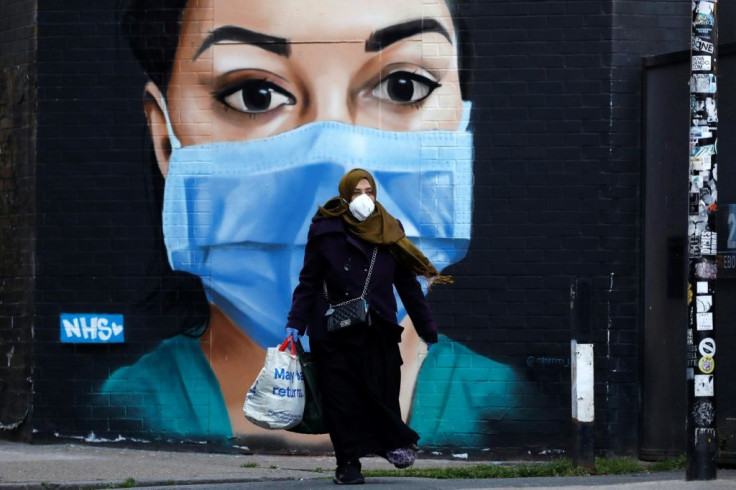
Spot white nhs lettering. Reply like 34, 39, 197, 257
62, 317, 122, 341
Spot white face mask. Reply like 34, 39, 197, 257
349, 193, 376, 221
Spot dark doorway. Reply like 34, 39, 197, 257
641, 46, 736, 463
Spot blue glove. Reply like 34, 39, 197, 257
426, 342, 435, 352
285, 327, 300, 343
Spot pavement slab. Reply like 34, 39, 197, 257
1, 440, 735, 490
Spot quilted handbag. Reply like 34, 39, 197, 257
326, 297, 370, 331
324, 247, 377, 332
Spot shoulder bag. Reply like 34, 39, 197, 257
323, 246, 377, 332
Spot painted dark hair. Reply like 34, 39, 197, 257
121, 0, 209, 337
121, 0, 474, 98
121, 0, 189, 91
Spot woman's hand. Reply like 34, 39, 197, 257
285, 327, 300, 343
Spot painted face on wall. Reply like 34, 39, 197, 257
148, 0, 464, 163
145, 0, 474, 349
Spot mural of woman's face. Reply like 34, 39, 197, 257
146, 0, 463, 174
116, 0, 474, 439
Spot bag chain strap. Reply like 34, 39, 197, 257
323, 247, 378, 308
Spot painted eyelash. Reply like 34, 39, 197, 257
214, 98, 274, 121
399, 68, 442, 87
376, 71, 442, 107
211, 79, 295, 118
212, 77, 270, 99
410, 100, 427, 110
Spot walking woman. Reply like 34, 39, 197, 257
285, 168, 448, 485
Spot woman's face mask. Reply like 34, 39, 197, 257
349, 194, 376, 221
159, 99, 474, 349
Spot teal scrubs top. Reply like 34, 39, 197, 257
100, 332, 516, 446
409, 334, 519, 447
100, 329, 232, 441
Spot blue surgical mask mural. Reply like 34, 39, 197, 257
160, 99, 474, 349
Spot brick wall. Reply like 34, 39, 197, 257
0, 0, 36, 439
31, 2, 199, 438
24, 0, 695, 456
430, 0, 618, 454
429, 0, 691, 455
604, 0, 691, 454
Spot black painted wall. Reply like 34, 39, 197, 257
0, 0, 700, 456
0, 0, 36, 439
427, 0, 690, 455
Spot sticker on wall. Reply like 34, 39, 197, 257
689, 175, 703, 192
697, 312, 713, 331
695, 27, 713, 40
692, 56, 712, 72
689, 235, 702, 258
691, 143, 716, 156
698, 337, 716, 357
691, 99, 706, 125
705, 97, 718, 122
693, 1, 714, 26
692, 37, 714, 55
699, 184, 716, 209
691, 155, 711, 171
694, 374, 714, 397
693, 399, 715, 426
690, 74, 717, 94
695, 258, 717, 279
690, 127, 713, 139
689, 214, 706, 238
698, 356, 715, 374
701, 231, 717, 255
60, 313, 124, 343
689, 193, 700, 214
696, 295, 713, 313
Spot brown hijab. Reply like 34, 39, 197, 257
316, 168, 452, 285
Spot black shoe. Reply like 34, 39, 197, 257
333, 461, 364, 485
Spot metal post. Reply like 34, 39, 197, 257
686, 0, 718, 480
571, 277, 594, 470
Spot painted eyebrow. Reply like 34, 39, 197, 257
193, 26, 291, 60
365, 18, 452, 52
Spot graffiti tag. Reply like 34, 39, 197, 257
60, 313, 124, 343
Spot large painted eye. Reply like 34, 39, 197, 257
219, 79, 295, 114
372, 71, 441, 105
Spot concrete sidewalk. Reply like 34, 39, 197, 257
0, 440, 734, 489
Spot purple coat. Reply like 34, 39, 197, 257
287, 217, 438, 344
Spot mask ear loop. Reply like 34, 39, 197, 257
159, 97, 183, 150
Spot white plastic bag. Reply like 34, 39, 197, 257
243, 335, 305, 430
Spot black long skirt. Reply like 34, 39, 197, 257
311, 318, 419, 466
